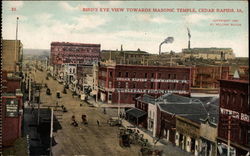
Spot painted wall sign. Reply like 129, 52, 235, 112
220, 108, 249, 122
6, 99, 19, 117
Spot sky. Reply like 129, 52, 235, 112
2, 1, 249, 57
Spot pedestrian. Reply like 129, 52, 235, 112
31, 105, 34, 115
96, 120, 100, 127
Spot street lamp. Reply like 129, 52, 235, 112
159, 37, 174, 55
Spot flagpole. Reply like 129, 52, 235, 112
15, 17, 19, 72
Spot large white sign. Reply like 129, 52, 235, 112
116, 88, 188, 94
220, 108, 249, 123
116, 77, 189, 83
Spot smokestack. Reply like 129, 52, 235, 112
187, 28, 191, 49
159, 37, 174, 55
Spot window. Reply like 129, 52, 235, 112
151, 82, 154, 89
110, 71, 113, 77
73, 68, 75, 73
70, 68, 72, 73
118, 72, 121, 77
125, 82, 129, 88
125, 72, 129, 77
108, 94, 112, 101
158, 73, 161, 78
145, 73, 148, 78
144, 82, 147, 88
151, 73, 154, 78
118, 82, 121, 88
168, 74, 171, 79
158, 82, 161, 89
133, 72, 136, 78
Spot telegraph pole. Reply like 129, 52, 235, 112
227, 115, 231, 156
50, 108, 54, 156
14, 17, 19, 72
118, 91, 121, 120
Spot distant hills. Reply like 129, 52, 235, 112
23, 49, 50, 56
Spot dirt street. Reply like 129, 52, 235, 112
34, 70, 141, 156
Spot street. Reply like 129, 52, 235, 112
34, 70, 141, 156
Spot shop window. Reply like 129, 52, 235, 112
158, 82, 161, 89
173, 74, 176, 79
108, 94, 112, 101
108, 81, 112, 88
133, 83, 136, 88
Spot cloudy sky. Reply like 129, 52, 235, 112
2, 1, 248, 57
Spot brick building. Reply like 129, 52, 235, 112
217, 80, 250, 156
98, 63, 191, 105
191, 66, 229, 89
50, 42, 100, 77
2, 40, 24, 146
2, 40, 23, 72
50, 42, 100, 65
182, 48, 235, 60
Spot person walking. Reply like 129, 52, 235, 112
96, 120, 100, 127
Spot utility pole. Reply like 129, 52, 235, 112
50, 108, 54, 156
227, 115, 231, 156
29, 76, 31, 102
37, 88, 41, 125
14, 17, 19, 72
118, 91, 120, 120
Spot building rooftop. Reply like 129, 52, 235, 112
136, 94, 156, 104
51, 42, 100, 47
156, 94, 219, 124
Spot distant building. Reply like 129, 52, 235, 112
191, 66, 230, 91
98, 63, 191, 106
50, 42, 100, 65
50, 42, 101, 78
101, 49, 150, 65
217, 79, 250, 156
182, 48, 235, 60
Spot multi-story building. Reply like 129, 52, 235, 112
217, 79, 250, 156
50, 42, 100, 77
98, 63, 191, 105
2, 40, 24, 146
191, 66, 230, 90
182, 48, 235, 60
2, 40, 23, 72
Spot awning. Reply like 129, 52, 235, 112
126, 108, 147, 118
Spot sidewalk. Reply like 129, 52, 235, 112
121, 119, 192, 156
